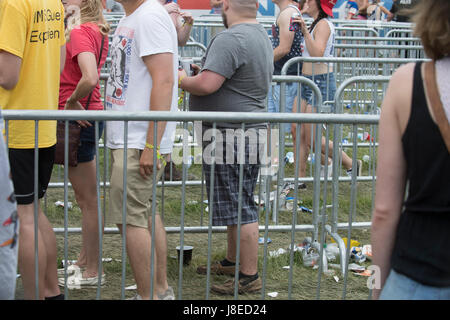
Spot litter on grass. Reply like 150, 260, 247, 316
55, 201, 73, 209
258, 237, 272, 245
125, 284, 137, 290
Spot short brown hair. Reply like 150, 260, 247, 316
410, 0, 450, 60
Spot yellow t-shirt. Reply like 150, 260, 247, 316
0, 0, 65, 148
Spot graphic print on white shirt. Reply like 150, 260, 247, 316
106, 27, 134, 108
104, 0, 179, 153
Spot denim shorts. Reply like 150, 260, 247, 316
77, 121, 104, 163
267, 83, 298, 133
301, 73, 337, 110
380, 269, 450, 300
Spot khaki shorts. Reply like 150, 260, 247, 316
108, 148, 165, 228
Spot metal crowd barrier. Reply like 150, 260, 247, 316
3, 106, 379, 300
103, 15, 417, 61
280, 56, 428, 98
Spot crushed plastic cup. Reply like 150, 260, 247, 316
302, 250, 320, 267
325, 243, 340, 260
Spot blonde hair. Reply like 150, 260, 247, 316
66, 0, 110, 41
410, 0, 450, 60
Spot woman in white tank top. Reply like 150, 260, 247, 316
290, 0, 362, 182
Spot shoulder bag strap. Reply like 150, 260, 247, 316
424, 61, 450, 153
84, 35, 105, 109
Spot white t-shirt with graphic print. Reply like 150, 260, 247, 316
105, 0, 179, 155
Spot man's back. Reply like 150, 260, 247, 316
0, 0, 65, 148
190, 23, 274, 127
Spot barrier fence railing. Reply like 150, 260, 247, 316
3, 109, 380, 300
280, 57, 428, 97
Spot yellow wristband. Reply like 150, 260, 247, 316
178, 75, 185, 87
145, 143, 159, 151
145, 143, 167, 166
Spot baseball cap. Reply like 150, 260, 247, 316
320, 0, 336, 17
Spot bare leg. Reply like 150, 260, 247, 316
226, 225, 237, 264
69, 159, 103, 278
148, 215, 169, 295
292, 100, 354, 174
17, 202, 60, 300
39, 210, 61, 298
117, 224, 158, 300
226, 223, 259, 275
320, 138, 353, 170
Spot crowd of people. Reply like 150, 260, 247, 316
0, 0, 448, 301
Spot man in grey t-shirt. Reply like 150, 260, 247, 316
179, 0, 273, 295
188, 15, 273, 128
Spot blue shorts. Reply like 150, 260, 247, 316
380, 269, 450, 300
267, 83, 298, 133
77, 121, 104, 163
301, 73, 337, 111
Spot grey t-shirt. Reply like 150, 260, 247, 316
189, 23, 274, 128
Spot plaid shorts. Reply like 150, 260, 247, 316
202, 127, 262, 226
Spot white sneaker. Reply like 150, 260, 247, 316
57, 264, 82, 277
58, 271, 106, 289
157, 286, 175, 300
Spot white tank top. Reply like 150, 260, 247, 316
302, 18, 335, 58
